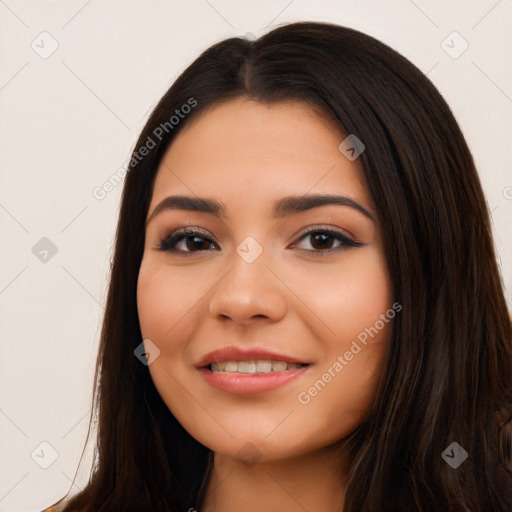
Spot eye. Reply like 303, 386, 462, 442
157, 228, 219, 254
289, 226, 365, 254
157, 225, 365, 256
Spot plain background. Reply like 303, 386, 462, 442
0, 1, 511, 510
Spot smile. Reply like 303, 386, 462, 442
199, 362, 311, 394
209, 359, 307, 373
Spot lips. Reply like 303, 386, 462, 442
196, 346, 312, 394
195, 346, 311, 368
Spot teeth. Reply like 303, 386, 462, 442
272, 360, 287, 372
256, 360, 272, 372
210, 359, 304, 373
224, 361, 238, 372
238, 360, 256, 373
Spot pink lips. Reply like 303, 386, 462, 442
196, 346, 309, 367
196, 346, 311, 395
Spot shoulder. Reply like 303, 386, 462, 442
41, 496, 74, 512
42, 504, 66, 512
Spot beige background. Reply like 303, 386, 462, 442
0, 1, 511, 510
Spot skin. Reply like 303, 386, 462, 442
137, 98, 393, 511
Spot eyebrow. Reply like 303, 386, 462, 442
146, 194, 375, 226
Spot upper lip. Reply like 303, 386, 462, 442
196, 346, 310, 368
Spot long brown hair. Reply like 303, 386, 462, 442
55, 21, 512, 511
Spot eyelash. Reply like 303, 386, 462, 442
157, 226, 365, 256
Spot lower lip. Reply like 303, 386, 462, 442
198, 366, 310, 394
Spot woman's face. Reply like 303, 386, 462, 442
137, 98, 393, 463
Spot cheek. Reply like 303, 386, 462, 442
290, 248, 392, 344
290, 248, 392, 432
136, 262, 203, 344
292, 328, 390, 449
136, 263, 204, 416
137, 265, 171, 340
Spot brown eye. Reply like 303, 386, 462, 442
291, 227, 364, 254
183, 235, 214, 251
309, 232, 337, 250
158, 229, 218, 254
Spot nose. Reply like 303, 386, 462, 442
208, 247, 288, 325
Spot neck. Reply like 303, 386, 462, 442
200, 445, 347, 512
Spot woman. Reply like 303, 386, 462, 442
46, 21, 512, 511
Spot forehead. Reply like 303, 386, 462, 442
149, 98, 371, 212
